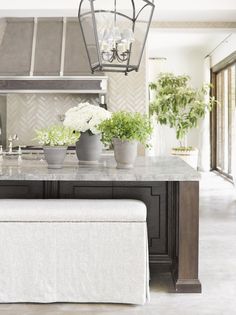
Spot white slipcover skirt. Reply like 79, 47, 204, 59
0, 199, 149, 304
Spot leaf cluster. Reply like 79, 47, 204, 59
97, 111, 153, 147
35, 125, 80, 146
149, 73, 216, 140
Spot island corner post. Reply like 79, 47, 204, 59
173, 181, 202, 293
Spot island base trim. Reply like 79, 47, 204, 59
175, 279, 202, 293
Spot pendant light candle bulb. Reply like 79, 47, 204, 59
122, 29, 135, 43
100, 42, 110, 52
125, 42, 130, 51
112, 26, 122, 41
117, 43, 126, 53
98, 26, 134, 62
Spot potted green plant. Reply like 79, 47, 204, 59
35, 125, 80, 169
63, 103, 111, 164
98, 111, 152, 169
149, 73, 215, 169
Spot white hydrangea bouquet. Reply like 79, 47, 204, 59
63, 102, 111, 135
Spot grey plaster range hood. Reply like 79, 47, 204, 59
0, 18, 107, 94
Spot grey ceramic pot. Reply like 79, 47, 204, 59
112, 138, 138, 169
76, 131, 102, 164
43, 146, 67, 169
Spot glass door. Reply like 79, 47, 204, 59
213, 62, 236, 178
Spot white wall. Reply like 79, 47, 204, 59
148, 47, 205, 156
149, 47, 205, 87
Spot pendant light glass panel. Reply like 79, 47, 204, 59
79, 0, 100, 70
129, 1, 154, 67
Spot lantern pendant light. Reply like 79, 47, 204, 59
78, 0, 155, 75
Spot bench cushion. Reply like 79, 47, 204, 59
0, 199, 149, 304
0, 199, 146, 222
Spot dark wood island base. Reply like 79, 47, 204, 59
0, 178, 201, 293
173, 181, 202, 293
175, 279, 202, 293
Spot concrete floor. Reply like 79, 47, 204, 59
0, 172, 235, 315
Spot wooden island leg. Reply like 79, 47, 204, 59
174, 181, 202, 293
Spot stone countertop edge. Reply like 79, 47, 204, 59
0, 156, 201, 182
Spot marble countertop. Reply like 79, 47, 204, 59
0, 155, 200, 182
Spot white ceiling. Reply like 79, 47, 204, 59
1, 0, 236, 10
0, 0, 236, 21
1, 0, 235, 58
155, 10, 236, 22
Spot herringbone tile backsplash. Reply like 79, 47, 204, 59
6, 50, 147, 146
7, 94, 99, 146
106, 51, 147, 114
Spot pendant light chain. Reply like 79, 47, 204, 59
114, 0, 117, 26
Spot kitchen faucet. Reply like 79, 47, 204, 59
8, 134, 19, 154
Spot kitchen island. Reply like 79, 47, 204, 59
0, 155, 201, 293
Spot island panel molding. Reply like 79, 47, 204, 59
0, 180, 44, 198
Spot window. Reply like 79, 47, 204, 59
212, 62, 236, 178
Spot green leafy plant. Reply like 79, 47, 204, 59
97, 111, 153, 147
35, 125, 80, 146
149, 73, 216, 147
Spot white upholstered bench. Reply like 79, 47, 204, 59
0, 199, 149, 304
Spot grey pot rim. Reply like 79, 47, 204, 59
43, 145, 68, 149
81, 130, 101, 136
112, 138, 138, 144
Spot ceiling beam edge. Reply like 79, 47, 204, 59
151, 21, 236, 28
